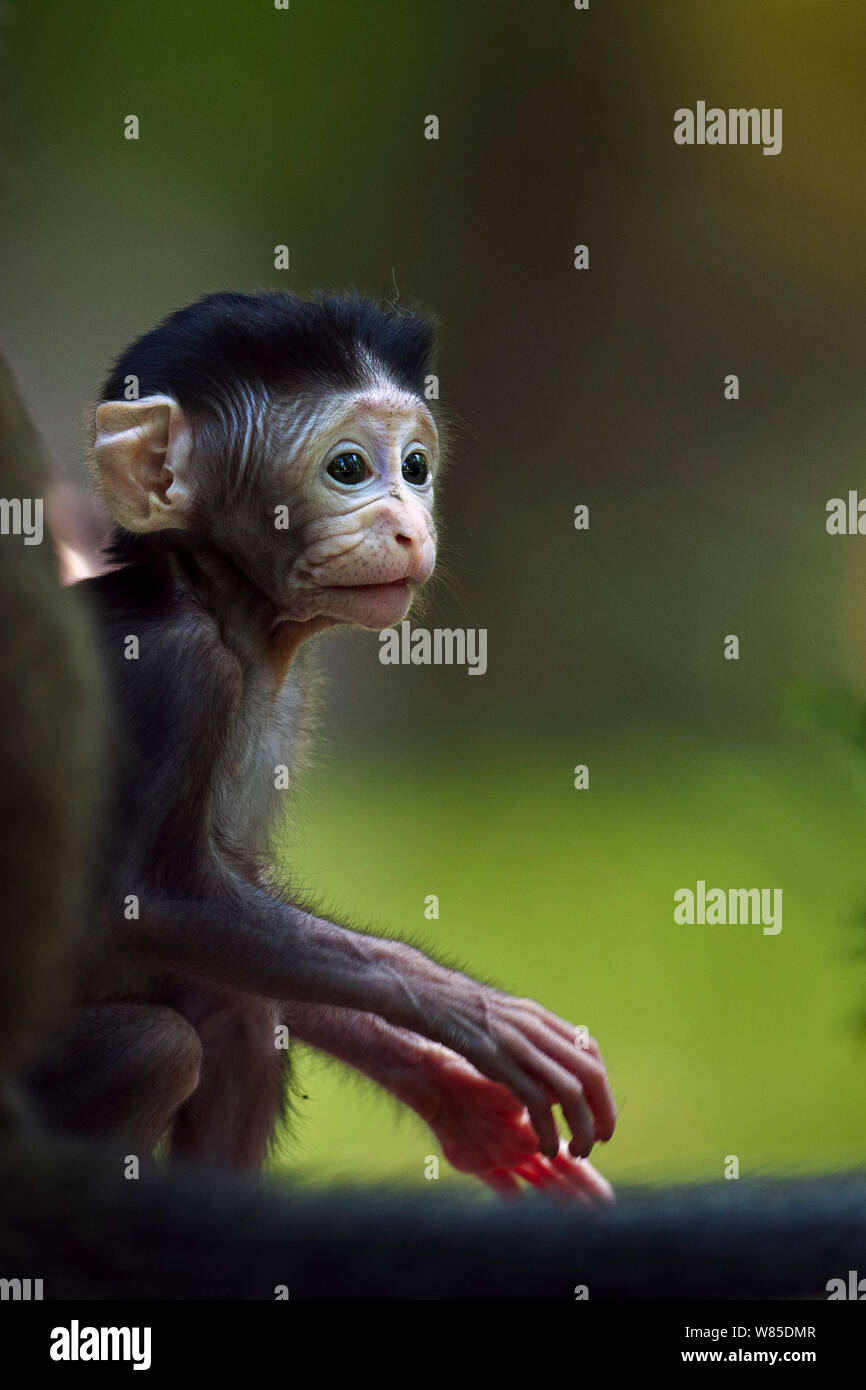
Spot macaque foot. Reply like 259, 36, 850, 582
399, 1050, 615, 1204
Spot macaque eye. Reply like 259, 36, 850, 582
402, 451, 430, 486
327, 452, 369, 485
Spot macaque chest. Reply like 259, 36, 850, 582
211, 669, 305, 864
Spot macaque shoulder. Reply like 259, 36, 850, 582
76, 564, 245, 729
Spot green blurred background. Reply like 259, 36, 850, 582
2, 0, 866, 1188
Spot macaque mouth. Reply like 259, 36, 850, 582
307, 575, 419, 630
273, 577, 418, 630
333, 577, 413, 590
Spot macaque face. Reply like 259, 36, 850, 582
92, 380, 439, 634
270, 386, 439, 630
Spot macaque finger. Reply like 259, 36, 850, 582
498, 1024, 595, 1158
509, 997, 592, 1046
508, 1015, 617, 1143
550, 1145, 616, 1205
514, 1154, 594, 1205
515, 1147, 613, 1208
497, 1073, 560, 1160
452, 1037, 561, 1159
507, 1000, 606, 1068
562, 1052, 617, 1144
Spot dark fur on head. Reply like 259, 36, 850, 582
101, 290, 435, 413
98, 290, 437, 565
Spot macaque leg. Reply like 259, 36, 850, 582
170, 996, 287, 1171
24, 1003, 202, 1147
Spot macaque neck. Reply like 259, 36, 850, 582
169, 546, 338, 691
268, 615, 337, 689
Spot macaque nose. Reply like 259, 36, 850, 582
380, 506, 426, 551
382, 510, 434, 581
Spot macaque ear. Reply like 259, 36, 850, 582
93, 395, 194, 533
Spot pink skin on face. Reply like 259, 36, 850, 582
276, 388, 438, 629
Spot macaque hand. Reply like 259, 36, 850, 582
410, 1054, 614, 1204
390, 960, 617, 1161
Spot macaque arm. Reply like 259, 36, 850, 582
287, 1002, 615, 1202
119, 882, 616, 1159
